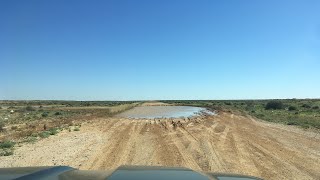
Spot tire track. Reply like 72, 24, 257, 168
2, 112, 320, 180
88, 120, 133, 169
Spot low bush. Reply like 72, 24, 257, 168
54, 112, 62, 115
265, 101, 284, 110
25, 106, 35, 111
0, 140, 15, 156
312, 106, 319, 109
39, 131, 50, 138
301, 104, 311, 108
287, 121, 298, 125
41, 112, 49, 117
74, 127, 80, 131
288, 106, 298, 111
49, 128, 59, 135
0, 140, 15, 149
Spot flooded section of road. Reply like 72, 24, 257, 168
116, 106, 214, 119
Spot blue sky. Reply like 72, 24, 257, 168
1, 0, 319, 100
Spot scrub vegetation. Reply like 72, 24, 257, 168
0, 140, 15, 156
162, 99, 320, 129
0, 100, 139, 156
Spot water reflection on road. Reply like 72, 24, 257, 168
116, 106, 214, 119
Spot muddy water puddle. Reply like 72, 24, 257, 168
116, 106, 214, 119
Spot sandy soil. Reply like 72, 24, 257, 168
1, 112, 319, 180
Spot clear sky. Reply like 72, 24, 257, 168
1, 0, 319, 100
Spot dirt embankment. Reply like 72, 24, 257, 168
1, 112, 319, 180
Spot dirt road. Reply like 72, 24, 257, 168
1, 112, 319, 179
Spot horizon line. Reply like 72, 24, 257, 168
1, 98, 320, 102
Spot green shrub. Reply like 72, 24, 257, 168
256, 114, 265, 118
49, 128, 59, 135
265, 101, 284, 110
39, 131, 50, 138
287, 121, 298, 125
312, 106, 319, 109
0, 140, 15, 156
41, 112, 49, 117
301, 104, 311, 108
288, 106, 297, 111
0, 140, 15, 149
25, 106, 35, 111
54, 112, 62, 115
